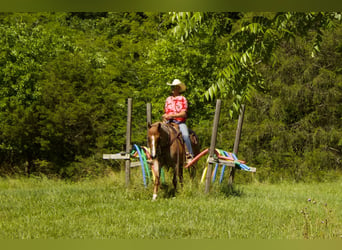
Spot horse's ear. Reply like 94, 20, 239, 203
158, 122, 162, 130
148, 122, 152, 129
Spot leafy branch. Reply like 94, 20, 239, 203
170, 12, 342, 117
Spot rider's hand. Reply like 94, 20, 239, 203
162, 114, 173, 120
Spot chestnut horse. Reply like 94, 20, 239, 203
147, 122, 200, 200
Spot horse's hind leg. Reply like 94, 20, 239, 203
189, 131, 200, 179
179, 163, 183, 187
172, 164, 178, 191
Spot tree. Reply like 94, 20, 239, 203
0, 13, 77, 174
170, 12, 342, 117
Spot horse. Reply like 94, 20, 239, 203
147, 121, 200, 200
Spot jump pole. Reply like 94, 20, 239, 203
228, 104, 245, 187
146, 103, 152, 145
125, 98, 133, 187
205, 99, 222, 193
103, 100, 155, 186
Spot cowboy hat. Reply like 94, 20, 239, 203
166, 79, 186, 92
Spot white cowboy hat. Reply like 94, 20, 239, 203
166, 79, 186, 92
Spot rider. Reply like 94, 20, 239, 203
162, 79, 194, 162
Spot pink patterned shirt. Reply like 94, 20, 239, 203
164, 95, 188, 123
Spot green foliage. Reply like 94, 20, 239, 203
237, 24, 342, 183
171, 12, 342, 117
0, 13, 77, 175
0, 12, 341, 182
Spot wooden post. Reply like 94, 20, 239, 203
228, 104, 245, 186
146, 103, 152, 145
205, 99, 222, 193
125, 98, 132, 187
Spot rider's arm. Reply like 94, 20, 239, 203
167, 111, 187, 119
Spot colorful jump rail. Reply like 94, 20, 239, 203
130, 144, 165, 187
103, 144, 166, 187
184, 147, 256, 184
130, 145, 256, 186
104, 144, 256, 186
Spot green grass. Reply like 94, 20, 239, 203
0, 169, 342, 239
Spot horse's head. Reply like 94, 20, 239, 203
148, 122, 162, 159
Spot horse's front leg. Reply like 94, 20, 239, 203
152, 159, 160, 201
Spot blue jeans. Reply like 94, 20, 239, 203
178, 123, 194, 157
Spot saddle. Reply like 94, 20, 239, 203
162, 122, 183, 145
164, 122, 199, 153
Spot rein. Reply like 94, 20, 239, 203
166, 124, 183, 146
151, 122, 182, 147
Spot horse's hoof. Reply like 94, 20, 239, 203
152, 194, 157, 201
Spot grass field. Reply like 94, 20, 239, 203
0, 169, 342, 239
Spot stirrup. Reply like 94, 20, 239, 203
185, 153, 193, 164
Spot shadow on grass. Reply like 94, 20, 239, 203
160, 183, 180, 199
219, 184, 244, 197
158, 182, 245, 199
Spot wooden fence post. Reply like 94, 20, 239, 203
125, 98, 132, 187
205, 99, 222, 193
146, 103, 152, 146
228, 104, 245, 186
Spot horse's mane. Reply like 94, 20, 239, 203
149, 122, 178, 137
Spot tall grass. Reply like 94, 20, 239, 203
0, 168, 341, 239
